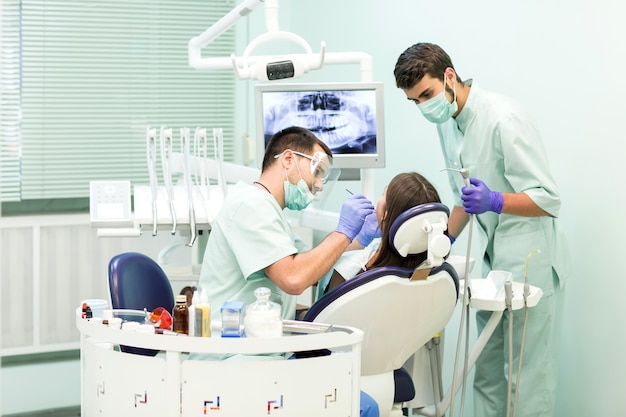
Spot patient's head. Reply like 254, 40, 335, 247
370, 172, 442, 270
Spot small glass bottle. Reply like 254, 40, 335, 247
172, 295, 189, 335
244, 287, 282, 338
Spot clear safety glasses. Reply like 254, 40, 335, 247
275, 150, 340, 184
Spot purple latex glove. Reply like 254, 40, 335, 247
336, 194, 375, 242
355, 212, 381, 247
461, 178, 504, 214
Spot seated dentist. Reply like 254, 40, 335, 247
197, 126, 379, 417
319, 171, 445, 296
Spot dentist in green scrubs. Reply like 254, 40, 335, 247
393, 42, 571, 417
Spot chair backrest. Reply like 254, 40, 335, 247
304, 263, 458, 376
108, 251, 175, 317
304, 202, 458, 376
108, 252, 175, 356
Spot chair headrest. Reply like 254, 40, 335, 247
389, 202, 450, 267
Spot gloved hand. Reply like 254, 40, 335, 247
461, 178, 504, 214
449, 234, 456, 245
336, 194, 375, 242
355, 212, 381, 247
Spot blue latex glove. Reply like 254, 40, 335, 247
449, 234, 456, 245
336, 194, 375, 242
461, 178, 504, 214
355, 212, 381, 247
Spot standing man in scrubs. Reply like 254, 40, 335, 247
393, 43, 571, 417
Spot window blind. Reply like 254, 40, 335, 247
0, 0, 22, 202
0, 0, 236, 202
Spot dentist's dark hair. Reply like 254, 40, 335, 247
262, 126, 333, 171
394, 42, 464, 90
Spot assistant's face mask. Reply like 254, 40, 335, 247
283, 161, 315, 210
417, 73, 458, 124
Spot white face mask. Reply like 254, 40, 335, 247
417, 73, 458, 124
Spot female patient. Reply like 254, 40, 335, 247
320, 171, 444, 294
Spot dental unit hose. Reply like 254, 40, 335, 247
442, 167, 473, 417
512, 249, 541, 417
505, 279, 514, 417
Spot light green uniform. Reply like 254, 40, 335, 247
437, 81, 571, 417
198, 181, 306, 325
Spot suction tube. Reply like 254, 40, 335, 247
511, 249, 541, 417
442, 168, 473, 417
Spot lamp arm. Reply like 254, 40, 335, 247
188, 0, 264, 68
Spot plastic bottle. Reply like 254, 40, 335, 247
196, 289, 211, 337
188, 290, 199, 337
172, 295, 189, 335
244, 287, 282, 338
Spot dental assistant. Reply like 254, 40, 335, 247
394, 43, 571, 417
197, 126, 379, 417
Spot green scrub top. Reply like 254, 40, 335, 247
437, 81, 571, 295
198, 181, 301, 323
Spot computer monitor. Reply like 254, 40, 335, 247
255, 81, 385, 170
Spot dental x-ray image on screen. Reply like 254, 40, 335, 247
255, 82, 385, 170
263, 89, 376, 153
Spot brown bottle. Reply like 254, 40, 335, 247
172, 295, 189, 335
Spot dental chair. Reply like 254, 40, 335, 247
108, 251, 175, 356
303, 203, 459, 417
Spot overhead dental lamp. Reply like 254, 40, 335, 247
188, 0, 327, 81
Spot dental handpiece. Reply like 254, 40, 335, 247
459, 168, 470, 187
441, 167, 471, 187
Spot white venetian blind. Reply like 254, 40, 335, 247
0, 0, 236, 202
0, 0, 22, 202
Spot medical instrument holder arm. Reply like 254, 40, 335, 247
193, 128, 209, 197
160, 127, 177, 234
146, 127, 159, 236
181, 128, 197, 247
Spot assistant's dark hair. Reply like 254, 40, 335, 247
261, 126, 333, 171
368, 172, 443, 270
394, 42, 463, 90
